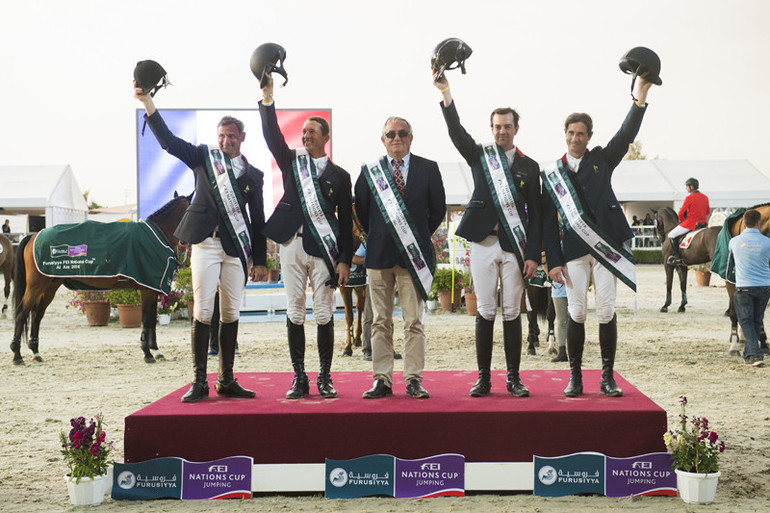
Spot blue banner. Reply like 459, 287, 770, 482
534, 452, 605, 497
112, 457, 182, 500
326, 455, 394, 498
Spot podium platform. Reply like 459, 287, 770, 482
124, 370, 667, 491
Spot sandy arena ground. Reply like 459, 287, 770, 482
0, 265, 768, 512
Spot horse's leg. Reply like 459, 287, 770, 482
660, 263, 674, 313
1, 269, 10, 319
522, 289, 537, 355
354, 287, 365, 347
760, 324, 769, 355
546, 294, 556, 354
140, 290, 158, 363
340, 287, 353, 356
726, 282, 742, 356
27, 285, 60, 362
677, 266, 688, 313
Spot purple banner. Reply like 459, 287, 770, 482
605, 452, 676, 497
395, 454, 464, 498
181, 456, 252, 500
68, 244, 88, 257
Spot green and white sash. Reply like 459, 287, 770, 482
479, 142, 528, 268
362, 157, 435, 300
541, 157, 636, 291
203, 146, 252, 282
292, 149, 340, 277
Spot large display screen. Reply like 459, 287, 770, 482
136, 108, 331, 219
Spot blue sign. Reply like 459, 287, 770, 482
534, 452, 604, 497
326, 455, 394, 498
112, 457, 182, 500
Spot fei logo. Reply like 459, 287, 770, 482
208, 465, 228, 473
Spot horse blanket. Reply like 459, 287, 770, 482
710, 209, 746, 283
33, 220, 177, 294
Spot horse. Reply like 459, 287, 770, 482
11, 194, 190, 365
340, 208, 367, 357
722, 203, 770, 356
0, 233, 13, 318
654, 206, 720, 313
523, 283, 551, 355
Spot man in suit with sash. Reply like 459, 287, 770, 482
355, 117, 446, 399
434, 72, 542, 398
259, 74, 353, 400
542, 76, 653, 398
135, 84, 267, 403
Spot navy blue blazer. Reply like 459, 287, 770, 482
441, 101, 543, 262
543, 103, 647, 268
258, 102, 353, 265
145, 110, 266, 266
355, 153, 446, 270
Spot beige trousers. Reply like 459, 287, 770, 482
368, 266, 425, 387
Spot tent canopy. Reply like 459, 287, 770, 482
0, 165, 88, 226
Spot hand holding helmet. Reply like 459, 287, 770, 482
619, 47, 661, 101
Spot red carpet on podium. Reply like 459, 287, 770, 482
124, 370, 667, 464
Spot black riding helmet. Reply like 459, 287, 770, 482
431, 38, 472, 78
619, 47, 662, 99
250, 43, 288, 89
133, 60, 169, 98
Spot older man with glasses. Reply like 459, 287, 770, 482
355, 117, 446, 399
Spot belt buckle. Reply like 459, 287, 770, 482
211, 228, 219, 239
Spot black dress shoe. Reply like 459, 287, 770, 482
362, 379, 392, 399
181, 382, 209, 403
215, 378, 255, 398
405, 379, 430, 399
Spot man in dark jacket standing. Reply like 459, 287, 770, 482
135, 83, 267, 403
434, 72, 542, 398
259, 74, 352, 400
543, 76, 654, 398
355, 116, 445, 399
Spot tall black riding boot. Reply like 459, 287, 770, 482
503, 317, 529, 397
181, 320, 210, 403
599, 314, 623, 397
317, 321, 337, 398
564, 317, 585, 397
470, 314, 494, 397
215, 321, 255, 398
286, 320, 309, 399
208, 292, 220, 356
668, 237, 684, 266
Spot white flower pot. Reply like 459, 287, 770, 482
676, 468, 721, 505
65, 473, 109, 506
426, 300, 437, 311
158, 313, 171, 325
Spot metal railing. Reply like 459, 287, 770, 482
631, 225, 661, 249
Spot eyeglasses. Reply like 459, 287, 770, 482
384, 130, 411, 139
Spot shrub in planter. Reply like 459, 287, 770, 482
107, 289, 141, 306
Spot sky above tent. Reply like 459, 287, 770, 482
1, 0, 768, 207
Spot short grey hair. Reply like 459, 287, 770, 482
381, 116, 413, 136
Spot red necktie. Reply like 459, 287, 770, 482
392, 159, 405, 195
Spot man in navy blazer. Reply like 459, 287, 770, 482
544, 76, 654, 398
136, 84, 267, 403
259, 74, 353, 400
434, 72, 542, 398
355, 116, 446, 399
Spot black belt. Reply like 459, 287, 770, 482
296, 232, 303, 238
489, 229, 498, 237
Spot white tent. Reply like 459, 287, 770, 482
0, 165, 88, 228
438, 158, 770, 214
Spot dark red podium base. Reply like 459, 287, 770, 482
124, 370, 667, 464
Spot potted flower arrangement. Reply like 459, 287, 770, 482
426, 290, 438, 312
431, 228, 450, 264
691, 263, 712, 287
60, 414, 113, 506
172, 266, 194, 321
266, 240, 281, 282
432, 267, 467, 312
157, 290, 181, 325
464, 274, 477, 316
664, 395, 725, 504
107, 289, 142, 328
67, 290, 111, 326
